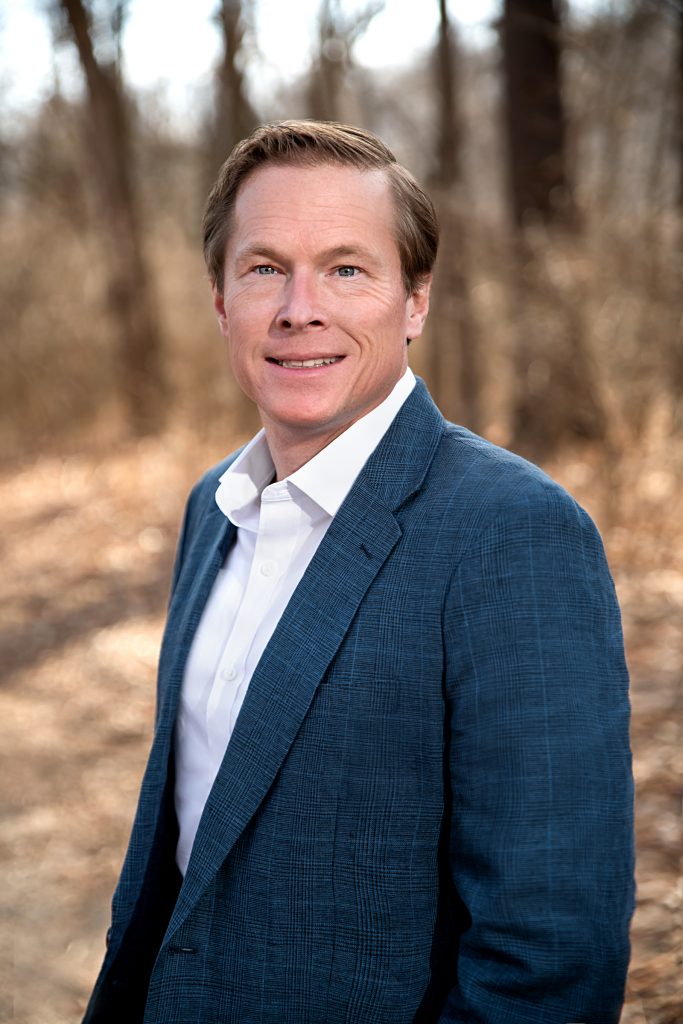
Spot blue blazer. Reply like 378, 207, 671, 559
84, 380, 634, 1023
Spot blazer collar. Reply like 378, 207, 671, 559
346, 377, 446, 512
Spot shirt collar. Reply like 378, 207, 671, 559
215, 430, 274, 527
288, 368, 415, 516
216, 367, 415, 523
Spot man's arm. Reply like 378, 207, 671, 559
441, 485, 634, 1023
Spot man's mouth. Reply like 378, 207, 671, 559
267, 357, 343, 368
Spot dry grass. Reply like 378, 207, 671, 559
0, 417, 680, 1023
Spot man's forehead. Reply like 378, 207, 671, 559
234, 161, 393, 209
224, 163, 399, 263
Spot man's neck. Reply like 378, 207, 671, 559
265, 422, 357, 481
261, 370, 413, 481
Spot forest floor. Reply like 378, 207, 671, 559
0, 425, 681, 1023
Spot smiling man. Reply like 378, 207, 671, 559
213, 160, 428, 479
84, 121, 634, 1024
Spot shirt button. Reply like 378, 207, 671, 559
221, 664, 238, 681
260, 560, 275, 577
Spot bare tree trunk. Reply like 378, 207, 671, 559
435, 0, 459, 188
679, 2, 683, 216
308, 0, 343, 121
673, 1, 683, 425
209, 0, 262, 432
307, 0, 383, 122
213, 0, 259, 162
502, 0, 574, 228
60, 0, 166, 436
502, 0, 606, 456
428, 0, 481, 431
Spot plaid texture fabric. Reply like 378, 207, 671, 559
84, 380, 634, 1024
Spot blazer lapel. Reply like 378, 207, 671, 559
155, 504, 236, 750
166, 482, 401, 939
165, 380, 447, 940
123, 503, 235, 897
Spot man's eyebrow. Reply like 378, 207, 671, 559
234, 244, 283, 264
317, 244, 378, 264
234, 243, 380, 265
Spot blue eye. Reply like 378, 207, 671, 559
336, 266, 359, 278
255, 265, 278, 275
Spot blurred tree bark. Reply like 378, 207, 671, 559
428, 0, 480, 431
674, 0, 683, 423
308, 0, 383, 121
210, 0, 261, 432
502, 0, 574, 228
211, 0, 259, 167
502, 0, 606, 456
59, 0, 166, 436
679, 1, 683, 216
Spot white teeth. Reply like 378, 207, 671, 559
277, 357, 340, 368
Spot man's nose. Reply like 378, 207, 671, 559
275, 271, 326, 331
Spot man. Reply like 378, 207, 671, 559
84, 121, 634, 1023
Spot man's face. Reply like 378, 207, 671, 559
213, 162, 430, 458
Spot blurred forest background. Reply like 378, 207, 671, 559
0, 0, 681, 1021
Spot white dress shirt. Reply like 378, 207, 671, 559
174, 368, 416, 874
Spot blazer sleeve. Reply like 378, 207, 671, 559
439, 485, 635, 1023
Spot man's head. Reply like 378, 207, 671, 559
206, 121, 438, 477
203, 120, 438, 297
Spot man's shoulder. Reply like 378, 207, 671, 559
428, 421, 588, 531
412, 422, 613, 588
384, 381, 583, 528
436, 421, 564, 496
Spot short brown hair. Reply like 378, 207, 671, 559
203, 120, 439, 295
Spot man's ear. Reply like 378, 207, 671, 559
406, 276, 432, 342
212, 281, 229, 337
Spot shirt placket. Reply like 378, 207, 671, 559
206, 484, 302, 753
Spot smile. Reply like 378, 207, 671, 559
268, 357, 343, 368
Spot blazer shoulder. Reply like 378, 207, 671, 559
431, 422, 597, 538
